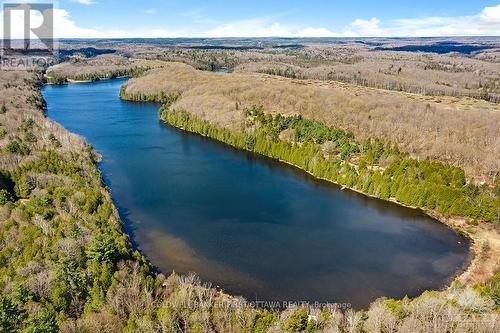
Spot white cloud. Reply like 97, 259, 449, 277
1, 4, 499, 39
339, 5, 500, 37
1, 8, 104, 39
480, 4, 500, 22
199, 5, 500, 38
203, 17, 294, 38
0, 7, 180, 39
343, 18, 383, 36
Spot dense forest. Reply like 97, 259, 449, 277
0, 71, 267, 332
0, 38, 499, 331
112, 40, 499, 102
45, 56, 164, 84
157, 103, 499, 224
120, 62, 499, 184
0, 71, 498, 332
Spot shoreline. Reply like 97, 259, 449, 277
44, 74, 131, 85
160, 118, 494, 291
45, 76, 493, 305
67, 78, 93, 83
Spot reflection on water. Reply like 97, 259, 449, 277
140, 227, 265, 291
43, 79, 470, 309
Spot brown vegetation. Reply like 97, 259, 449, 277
96, 38, 500, 102
45, 54, 166, 83
233, 45, 500, 102
123, 62, 500, 183
0, 70, 86, 171
0, 64, 499, 331
2, 38, 500, 330
53, 38, 500, 102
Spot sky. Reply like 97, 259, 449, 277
1, 0, 500, 38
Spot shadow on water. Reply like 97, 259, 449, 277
42, 78, 471, 309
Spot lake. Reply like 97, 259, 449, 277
43, 78, 470, 309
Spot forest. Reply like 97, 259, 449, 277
45, 55, 165, 84
119, 61, 500, 305
111, 39, 499, 102
121, 62, 499, 185
0, 86, 498, 331
157, 104, 499, 223
0, 37, 499, 331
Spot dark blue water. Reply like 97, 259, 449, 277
43, 78, 470, 308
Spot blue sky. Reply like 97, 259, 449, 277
2, 0, 500, 37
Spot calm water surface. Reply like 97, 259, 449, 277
43, 79, 470, 308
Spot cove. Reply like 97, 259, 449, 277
43, 78, 470, 309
